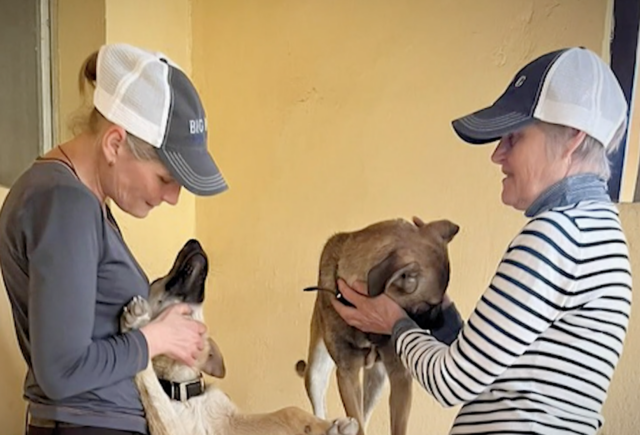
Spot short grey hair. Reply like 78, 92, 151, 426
537, 120, 626, 182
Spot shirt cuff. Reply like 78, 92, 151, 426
430, 302, 464, 345
391, 316, 421, 345
391, 303, 464, 347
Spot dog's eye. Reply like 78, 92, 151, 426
401, 272, 416, 282
403, 275, 418, 292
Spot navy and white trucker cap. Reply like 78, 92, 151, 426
452, 47, 628, 150
93, 43, 228, 196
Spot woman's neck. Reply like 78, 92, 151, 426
48, 134, 107, 204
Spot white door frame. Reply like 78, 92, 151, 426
37, 0, 55, 154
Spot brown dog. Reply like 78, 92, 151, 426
121, 239, 359, 435
296, 217, 459, 435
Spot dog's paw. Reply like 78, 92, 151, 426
327, 417, 359, 435
120, 295, 152, 332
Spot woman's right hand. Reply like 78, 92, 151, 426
140, 303, 206, 367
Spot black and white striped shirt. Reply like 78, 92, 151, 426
393, 201, 632, 434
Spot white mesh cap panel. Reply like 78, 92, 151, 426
93, 44, 172, 148
533, 47, 628, 149
115, 60, 171, 145
95, 48, 133, 98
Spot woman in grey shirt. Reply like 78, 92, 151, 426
0, 43, 228, 435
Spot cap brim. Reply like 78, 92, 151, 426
451, 105, 535, 145
158, 147, 228, 196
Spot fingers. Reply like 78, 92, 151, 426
333, 279, 372, 326
336, 279, 367, 303
441, 294, 452, 308
177, 350, 199, 367
330, 297, 377, 333
156, 306, 208, 365
173, 331, 207, 367
199, 321, 207, 334
350, 280, 368, 296
168, 302, 193, 316
330, 297, 362, 330
182, 320, 207, 355
172, 305, 207, 332
163, 304, 206, 334
332, 279, 409, 335
330, 296, 353, 317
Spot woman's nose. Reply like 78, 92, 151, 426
491, 140, 507, 164
163, 183, 181, 205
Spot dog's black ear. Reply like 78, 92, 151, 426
367, 252, 399, 297
202, 337, 226, 379
368, 253, 421, 297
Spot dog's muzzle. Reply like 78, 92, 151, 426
409, 303, 445, 330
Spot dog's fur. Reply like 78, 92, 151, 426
295, 217, 459, 435
121, 239, 359, 435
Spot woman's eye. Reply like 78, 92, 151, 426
503, 134, 516, 150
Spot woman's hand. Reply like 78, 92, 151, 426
331, 279, 409, 335
140, 303, 206, 367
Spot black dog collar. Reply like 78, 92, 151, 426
159, 376, 206, 402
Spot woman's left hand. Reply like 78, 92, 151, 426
330, 278, 409, 335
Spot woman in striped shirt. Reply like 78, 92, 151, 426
332, 47, 633, 434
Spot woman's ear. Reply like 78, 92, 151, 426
101, 124, 128, 165
563, 129, 587, 159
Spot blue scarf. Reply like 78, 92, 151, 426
525, 173, 612, 218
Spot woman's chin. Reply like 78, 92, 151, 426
121, 202, 153, 219
500, 190, 522, 210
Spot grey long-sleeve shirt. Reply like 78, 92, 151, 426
0, 160, 150, 433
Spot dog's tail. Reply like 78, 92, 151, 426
295, 359, 307, 377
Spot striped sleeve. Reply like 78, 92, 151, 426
393, 211, 581, 407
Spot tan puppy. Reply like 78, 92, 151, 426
121, 239, 359, 435
296, 217, 459, 435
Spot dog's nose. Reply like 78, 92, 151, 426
427, 304, 444, 328
184, 239, 203, 251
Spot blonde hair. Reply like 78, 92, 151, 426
69, 50, 159, 162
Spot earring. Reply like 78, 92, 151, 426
108, 160, 115, 167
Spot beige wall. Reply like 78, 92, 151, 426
53, 0, 106, 143
192, 1, 638, 434
0, 1, 638, 434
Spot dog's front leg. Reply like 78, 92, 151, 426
122, 297, 187, 435
134, 367, 187, 435
336, 364, 366, 435
121, 295, 152, 333
362, 361, 386, 426
384, 356, 412, 435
